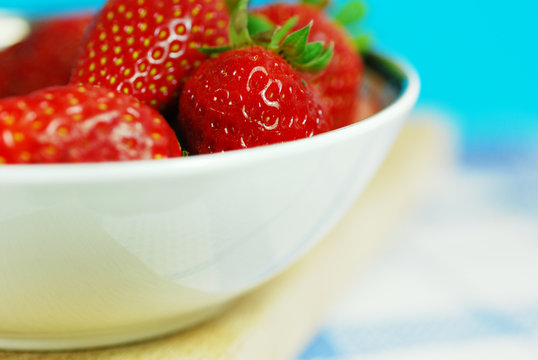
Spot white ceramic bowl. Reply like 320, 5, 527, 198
0, 53, 419, 351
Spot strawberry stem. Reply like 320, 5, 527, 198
229, 0, 252, 47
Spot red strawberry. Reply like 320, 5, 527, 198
0, 85, 181, 164
253, 2, 364, 128
71, 0, 230, 110
178, 1, 331, 154
0, 14, 92, 98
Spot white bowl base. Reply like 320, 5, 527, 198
0, 302, 227, 351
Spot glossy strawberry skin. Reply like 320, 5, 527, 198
0, 14, 92, 98
254, 3, 363, 129
0, 85, 181, 164
178, 46, 329, 154
71, 0, 230, 110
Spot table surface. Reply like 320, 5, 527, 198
298, 116, 538, 360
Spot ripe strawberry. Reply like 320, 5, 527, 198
253, 2, 364, 128
0, 14, 92, 98
0, 85, 181, 164
71, 0, 230, 111
178, 1, 331, 154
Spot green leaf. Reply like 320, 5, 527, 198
281, 21, 311, 58
353, 33, 372, 53
268, 16, 298, 50
248, 14, 275, 36
197, 45, 232, 55
297, 41, 323, 64
300, 0, 329, 8
252, 29, 276, 44
334, 0, 366, 26
223, 0, 240, 13
299, 42, 333, 73
182, 150, 190, 157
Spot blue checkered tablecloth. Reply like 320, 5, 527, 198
297, 151, 538, 359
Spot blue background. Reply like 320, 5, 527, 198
2, 0, 537, 155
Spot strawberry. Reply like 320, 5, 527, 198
253, 1, 364, 128
71, 0, 230, 111
178, 0, 331, 154
0, 85, 181, 164
0, 14, 92, 98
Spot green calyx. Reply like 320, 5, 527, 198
269, 18, 334, 73
334, 0, 366, 26
301, 0, 329, 9
223, 0, 240, 14
353, 33, 372, 54
199, 0, 333, 74
332, 0, 372, 53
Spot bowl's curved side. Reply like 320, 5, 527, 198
0, 54, 419, 350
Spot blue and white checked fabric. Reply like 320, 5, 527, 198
298, 154, 538, 359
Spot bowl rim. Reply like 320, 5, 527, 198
0, 52, 420, 185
